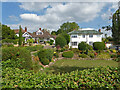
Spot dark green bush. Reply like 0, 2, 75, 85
88, 53, 95, 58
111, 54, 117, 58
54, 52, 59, 58
38, 49, 54, 65
62, 51, 74, 58
2, 47, 33, 70
79, 54, 88, 58
55, 36, 67, 48
93, 42, 105, 50
40, 58, 50, 65
78, 42, 92, 51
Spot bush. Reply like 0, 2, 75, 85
25, 45, 43, 52
55, 36, 67, 48
79, 54, 88, 58
2, 39, 18, 44
97, 52, 111, 59
62, 51, 74, 58
88, 53, 95, 58
72, 48, 80, 54
54, 52, 59, 58
38, 49, 54, 65
60, 33, 70, 44
2, 47, 33, 70
110, 54, 117, 58
78, 42, 92, 51
40, 58, 50, 65
113, 57, 120, 62
93, 42, 105, 50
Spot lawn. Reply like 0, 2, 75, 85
43, 59, 118, 74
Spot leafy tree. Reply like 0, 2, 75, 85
2, 24, 15, 39
57, 22, 79, 34
102, 9, 120, 45
51, 31, 57, 35
60, 33, 70, 44
19, 25, 22, 46
55, 36, 67, 48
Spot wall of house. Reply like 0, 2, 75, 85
69, 34, 102, 48
36, 30, 43, 35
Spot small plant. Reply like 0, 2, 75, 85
54, 52, 59, 58
62, 51, 74, 58
79, 54, 88, 58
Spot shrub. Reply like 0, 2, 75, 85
112, 50, 117, 53
2, 39, 18, 44
60, 33, 70, 44
110, 54, 117, 58
50, 39, 54, 45
79, 54, 88, 58
97, 52, 111, 59
61, 48, 65, 52
25, 45, 43, 52
88, 53, 95, 58
93, 42, 105, 50
78, 42, 92, 51
72, 48, 80, 54
2, 47, 33, 70
54, 52, 59, 58
40, 58, 50, 65
113, 58, 120, 62
38, 49, 54, 64
62, 51, 74, 58
55, 36, 67, 48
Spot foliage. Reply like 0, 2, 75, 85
78, 42, 92, 51
27, 38, 34, 46
72, 48, 80, 54
96, 52, 111, 59
2, 39, 18, 44
79, 54, 88, 58
2, 47, 33, 70
2, 24, 16, 39
54, 52, 59, 58
19, 25, 22, 46
57, 22, 79, 34
55, 36, 67, 48
25, 45, 43, 52
62, 51, 74, 58
37, 49, 54, 65
60, 33, 70, 44
2, 66, 120, 88
93, 42, 105, 50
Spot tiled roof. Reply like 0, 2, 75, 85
68, 30, 103, 35
14, 28, 25, 34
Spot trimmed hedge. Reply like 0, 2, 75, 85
93, 42, 105, 50
37, 49, 54, 65
2, 47, 33, 70
62, 51, 74, 58
79, 54, 88, 58
55, 36, 67, 48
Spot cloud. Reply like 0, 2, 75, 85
17, 2, 106, 32
8, 15, 19, 21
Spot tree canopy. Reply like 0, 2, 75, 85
2, 24, 16, 39
51, 22, 79, 35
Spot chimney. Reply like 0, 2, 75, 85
98, 29, 101, 32
25, 27, 27, 32
39, 28, 41, 30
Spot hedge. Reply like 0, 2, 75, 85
2, 47, 33, 70
2, 39, 18, 44
25, 45, 43, 52
37, 49, 54, 65
62, 51, 74, 58
93, 42, 105, 50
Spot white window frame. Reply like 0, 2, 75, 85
71, 35, 77, 38
89, 35, 93, 38
71, 42, 77, 46
82, 35, 85, 38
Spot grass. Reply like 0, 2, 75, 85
43, 59, 119, 74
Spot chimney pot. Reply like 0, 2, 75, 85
39, 28, 41, 30
98, 29, 101, 32
25, 27, 27, 32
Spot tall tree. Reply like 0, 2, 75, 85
19, 25, 22, 46
57, 22, 79, 34
102, 9, 120, 45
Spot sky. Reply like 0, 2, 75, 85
1, 1, 119, 37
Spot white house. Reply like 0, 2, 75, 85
14, 27, 56, 44
68, 28, 103, 48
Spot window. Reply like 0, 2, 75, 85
89, 42, 93, 45
89, 35, 93, 38
71, 42, 77, 46
82, 35, 85, 38
71, 35, 77, 38
38, 32, 42, 35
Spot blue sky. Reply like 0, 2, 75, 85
1, 2, 119, 36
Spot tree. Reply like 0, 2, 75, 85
55, 36, 67, 48
78, 42, 89, 51
60, 33, 70, 44
57, 22, 79, 34
19, 25, 22, 46
102, 9, 120, 45
2, 24, 15, 39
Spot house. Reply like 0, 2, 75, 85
14, 27, 55, 44
68, 28, 103, 48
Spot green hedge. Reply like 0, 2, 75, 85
2, 66, 120, 88
2, 47, 33, 70
62, 51, 74, 58
2, 39, 18, 44
79, 54, 88, 58
38, 49, 54, 65
93, 42, 105, 50
25, 45, 43, 52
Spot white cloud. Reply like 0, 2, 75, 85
8, 15, 19, 21
16, 2, 106, 32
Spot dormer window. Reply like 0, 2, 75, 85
37, 32, 42, 35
